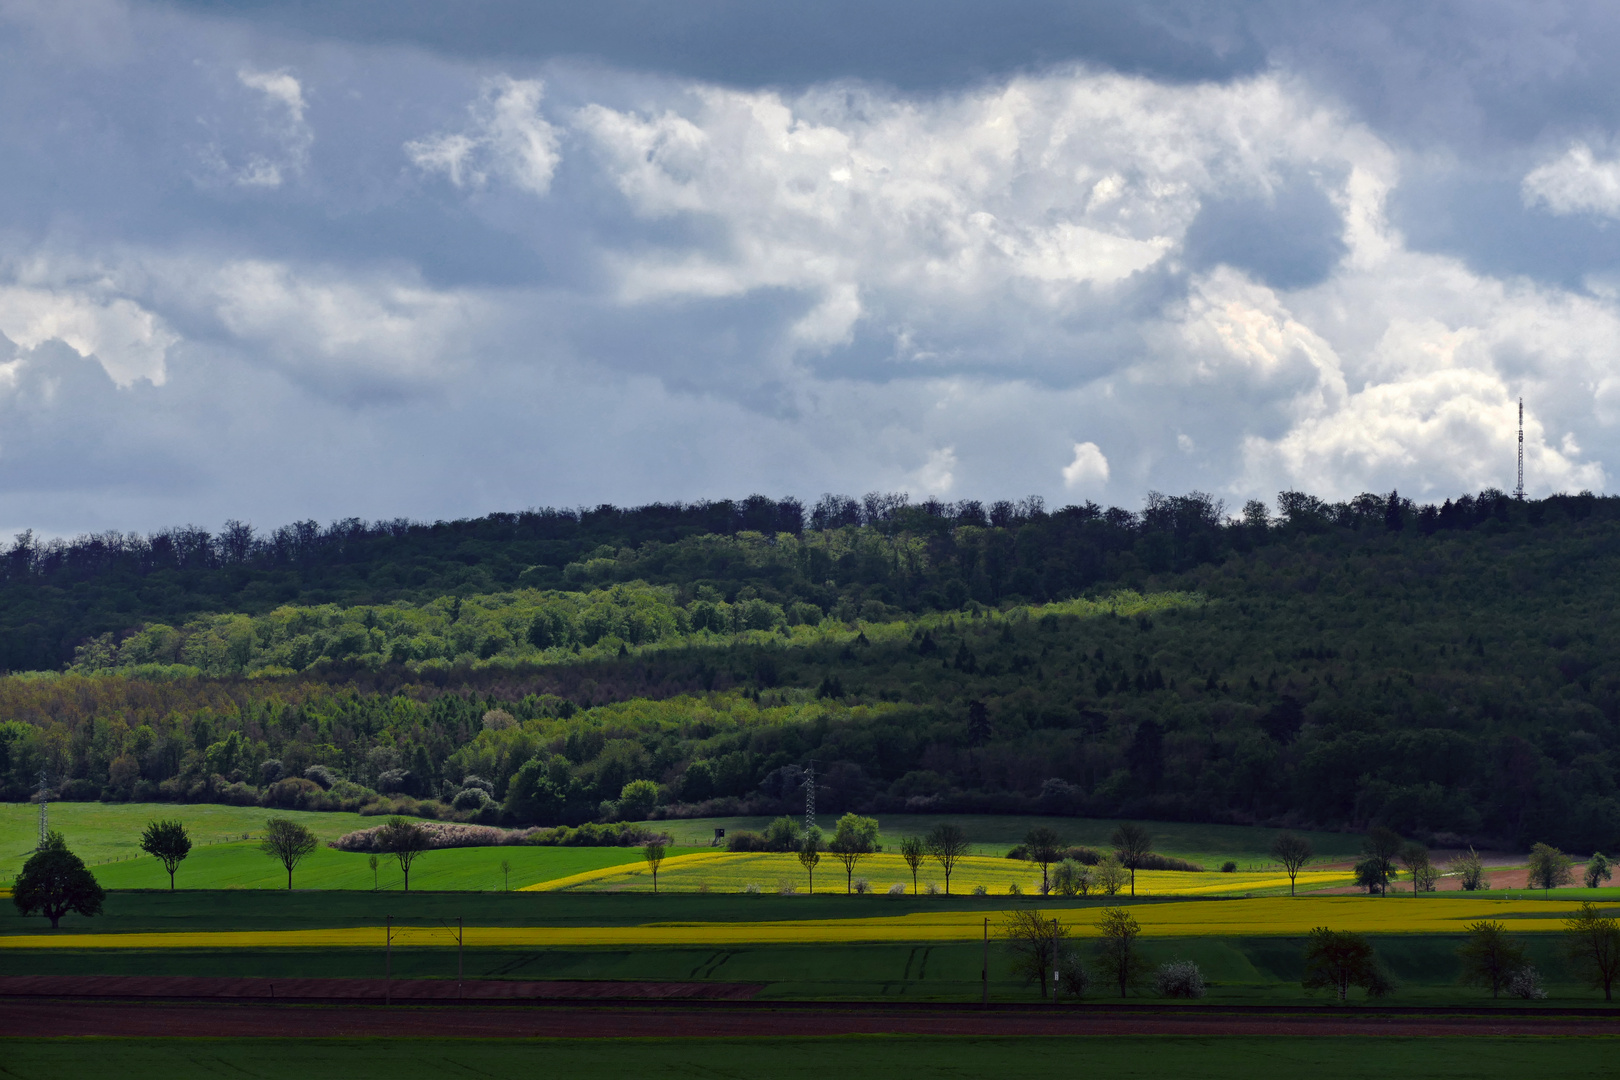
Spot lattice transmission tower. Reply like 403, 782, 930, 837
1515, 398, 1526, 500
803, 762, 816, 834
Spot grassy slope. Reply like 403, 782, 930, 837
0, 802, 372, 882
640, 813, 1366, 866
0, 1037, 1614, 1080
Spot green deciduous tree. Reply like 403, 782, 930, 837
899, 835, 925, 894
1094, 907, 1144, 997
1528, 842, 1574, 896
1022, 826, 1064, 894
1398, 842, 1438, 895
1449, 848, 1490, 891
260, 817, 318, 890
1270, 831, 1313, 896
1456, 920, 1529, 998
1110, 822, 1152, 898
1585, 852, 1612, 890
12, 832, 105, 929
797, 831, 821, 893
138, 818, 192, 891
1001, 908, 1068, 999
1302, 927, 1394, 1001
617, 778, 659, 820
926, 823, 970, 896
378, 816, 430, 891
643, 841, 666, 893
830, 813, 879, 894
1565, 901, 1620, 1001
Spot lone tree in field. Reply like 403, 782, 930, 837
1456, 920, 1529, 998
12, 832, 105, 929
1002, 909, 1069, 999
1094, 906, 1144, 997
926, 823, 971, 896
369, 854, 379, 890
1301, 927, 1394, 1001
899, 835, 926, 894
1270, 832, 1313, 896
260, 817, 318, 889
1564, 901, 1620, 1001
1449, 848, 1490, 891
830, 813, 879, 894
139, 818, 192, 892
1110, 822, 1152, 897
1398, 842, 1438, 895
1528, 842, 1574, 896
1356, 827, 1402, 896
643, 841, 667, 893
1023, 826, 1064, 894
379, 817, 431, 891
1587, 853, 1614, 890
797, 832, 821, 893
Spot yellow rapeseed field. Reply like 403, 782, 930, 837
1, 896, 1594, 950
523, 851, 1354, 896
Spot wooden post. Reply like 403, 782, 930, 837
458, 916, 464, 998
385, 915, 392, 1006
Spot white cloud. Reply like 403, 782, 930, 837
406, 76, 561, 195
204, 260, 482, 392
228, 67, 312, 188
0, 286, 173, 386
1523, 142, 1620, 218
1063, 441, 1110, 490
912, 446, 957, 495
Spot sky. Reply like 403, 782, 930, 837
3, 0, 1620, 537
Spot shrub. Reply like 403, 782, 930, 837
1221, 861, 1238, 873
1008, 882, 1023, 895
459, 775, 494, 794
1155, 961, 1207, 998
776, 881, 797, 895
1052, 859, 1091, 897
972, 884, 988, 895
1058, 957, 1091, 998
742, 883, 762, 895
303, 765, 337, 790
925, 882, 942, 895
452, 787, 493, 812
1508, 966, 1548, 1000
854, 879, 871, 894
887, 883, 906, 895
265, 777, 323, 809
727, 830, 769, 852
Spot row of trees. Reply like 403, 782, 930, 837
1000, 907, 1620, 1002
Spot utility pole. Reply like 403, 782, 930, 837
982, 916, 989, 1006
36, 770, 49, 849
1515, 398, 1526, 500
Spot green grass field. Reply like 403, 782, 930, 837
640, 813, 1366, 867
0, 1037, 1615, 1079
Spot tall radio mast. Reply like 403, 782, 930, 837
1515, 398, 1525, 500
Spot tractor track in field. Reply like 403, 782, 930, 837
2, 983, 1620, 1038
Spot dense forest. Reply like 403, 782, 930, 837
1, 486, 1617, 852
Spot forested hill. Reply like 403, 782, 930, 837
0, 488, 1597, 673
2, 486, 1618, 853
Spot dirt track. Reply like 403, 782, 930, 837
5, 995, 1620, 1039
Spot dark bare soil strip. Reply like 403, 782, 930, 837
0, 975, 762, 1002
4, 999, 1620, 1039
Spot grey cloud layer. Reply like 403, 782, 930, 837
0, 0, 1617, 537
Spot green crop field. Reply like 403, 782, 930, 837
0, 1036, 1616, 1079
636, 813, 1366, 867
